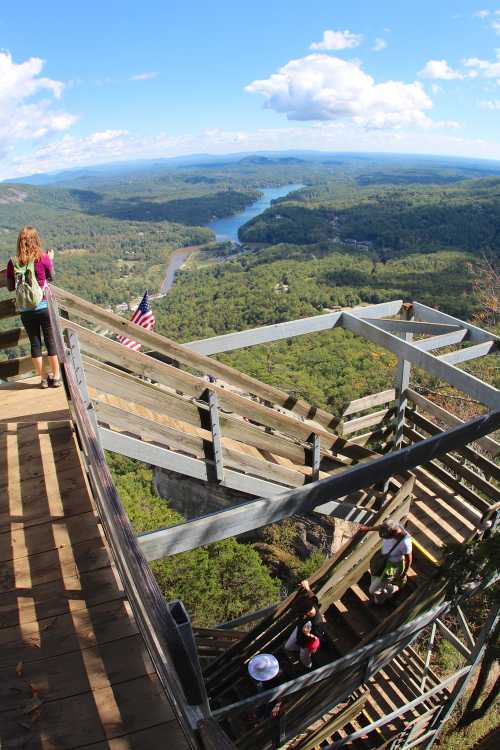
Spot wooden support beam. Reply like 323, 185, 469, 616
407, 388, 500, 457
306, 433, 321, 483
412, 301, 500, 345
135, 409, 500, 560
341, 313, 500, 410
435, 619, 472, 659
414, 329, 469, 352
52, 285, 341, 428
341, 408, 394, 436
368, 319, 462, 336
393, 307, 413, 451
438, 341, 498, 366
456, 607, 475, 651
342, 389, 396, 417
184, 300, 403, 355
205, 389, 224, 483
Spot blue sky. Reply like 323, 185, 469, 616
1, 1, 500, 178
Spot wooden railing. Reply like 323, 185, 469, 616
44, 286, 237, 750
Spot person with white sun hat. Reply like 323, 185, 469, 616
247, 653, 284, 746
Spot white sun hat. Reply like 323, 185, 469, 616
248, 653, 280, 682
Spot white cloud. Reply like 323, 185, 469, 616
0, 52, 76, 158
130, 71, 159, 81
372, 38, 387, 52
310, 29, 362, 51
474, 9, 491, 18
431, 84, 442, 94
419, 59, 464, 80
246, 54, 440, 129
464, 51, 500, 77
480, 98, 500, 108
492, 19, 500, 33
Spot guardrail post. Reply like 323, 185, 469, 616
65, 327, 101, 444
393, 304, 413, 452
202, 388, 225, 483
306, 433, 321, 483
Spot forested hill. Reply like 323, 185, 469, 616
239, 176, 500, 256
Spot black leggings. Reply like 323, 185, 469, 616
21, 307, 56, 358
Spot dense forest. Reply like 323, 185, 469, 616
239, 177, 500, 256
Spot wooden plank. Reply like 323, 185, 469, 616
0, 509, 104, 563
96, 399, 309, 488
184, 300, 403, 354
415, 329, 469, 352
0, 599, 138, 668
412, 301, 500, 345
0, 353, 48, 379
406, 407, 500, 483
0, 632, 155, 712
342, 313, 500, 410
0, 672, 176, 749
0, 298, 16, 320
53, 285, 341, 429
0, 267, 6, 288
69, 319, 369, 460
0, 326, 28, 350
408, 388, 500, 456
341, 409, 394, 436
368, 320, 462, 336
343, 389, 396, 417
438, 341, 498, 366
76, 723, 192, 750
136, 409, 500, 559
85, 358, 347, 468
0, 565, 123, 628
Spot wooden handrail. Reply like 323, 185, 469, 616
44, 286, 231, 749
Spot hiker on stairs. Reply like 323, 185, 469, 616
359, 518, 413, 605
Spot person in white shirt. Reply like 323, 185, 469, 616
358, 518, 413, 604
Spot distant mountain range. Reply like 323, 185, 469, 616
6, 150, 500, 187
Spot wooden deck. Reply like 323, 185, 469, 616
0, 379, 190, 750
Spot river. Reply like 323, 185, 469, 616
160, 183, 303, 293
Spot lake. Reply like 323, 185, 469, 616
161, 183, 303, 292
206, 183, 304, 242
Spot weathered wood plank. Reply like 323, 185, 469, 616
0, 326, 28, 350
136, 410, 500, 560
438, 341, 498, 366
412, 301, 500, 345
95, 399, 310, 488
341, 408, 394, 436
414, 329, 469, 352
184, 300, 403, 354
0, 298, 16, 320
369, 320, 462, 336
85, 358, 345, 468
343, 389, 396, 417
68, 318, 369, 460
53, 285, 341, 428
342, 313, 500, 410
0, 353, 48, 379
0, 267, 6, 288
408, 388, 500, 457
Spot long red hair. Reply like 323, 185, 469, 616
17, 226, 43, 266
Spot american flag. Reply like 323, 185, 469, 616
117, 291, 155, 351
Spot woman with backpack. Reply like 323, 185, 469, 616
359, 518, 413, 604
6, 226, 61, 389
